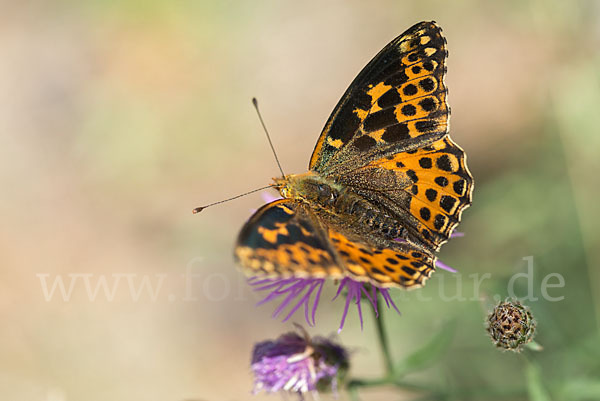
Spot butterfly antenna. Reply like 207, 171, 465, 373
252, 97, 286, 178
192, 185, 274, 214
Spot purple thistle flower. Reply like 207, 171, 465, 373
251, 330, 348, 395
435, 260, 457, 273
248, 276, 400, 333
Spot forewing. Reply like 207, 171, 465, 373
235, 199, 344, 279
235, 199, 437, 288
309, 21, 449, 174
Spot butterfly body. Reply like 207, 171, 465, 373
275, 172, 410, 246
235, 21, 473, 289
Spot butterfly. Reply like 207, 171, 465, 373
235, 21, 473, 290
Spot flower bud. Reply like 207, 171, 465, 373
486, 299, 536, 352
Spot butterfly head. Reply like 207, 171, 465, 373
273, 173, 340, 207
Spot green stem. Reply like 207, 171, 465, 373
373, 294, 395, 376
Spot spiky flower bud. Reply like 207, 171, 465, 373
486, 299, 536, 352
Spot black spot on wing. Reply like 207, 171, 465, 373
354, 135, 377, 151
381, 123, 410, 143
403, 84, 418, 96
371, 267, 385, 275
435, 176, 448, 187
436, 154, 453, 171
419, 97, 437, 112
410, 260, 424, 268
425, 188, 438, 202
440, 195, 457, 213
419, 157, 432, 169
363, 108, 398, 132
402, 266, 416, 275
433, 214, 446, 230
359, 248, 373, 256
453, 179, 465, 195
419, 77, 435, 92
415, 119, 437, 133
406, 169, 418, 183
401, 104, 417, 116
378, 89, 402, 108
423, 60, 434, 71
359, 256, 370, 264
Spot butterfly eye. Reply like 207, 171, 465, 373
315, 184, 333, 203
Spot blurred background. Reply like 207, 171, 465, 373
1, 1, 599, 400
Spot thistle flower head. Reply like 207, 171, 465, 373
251, 329, 349, 395
486, 299, 536, 352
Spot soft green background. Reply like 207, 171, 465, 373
1, 1, 598, 400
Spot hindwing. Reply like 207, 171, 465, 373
338, 136, 473, 250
